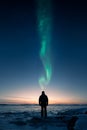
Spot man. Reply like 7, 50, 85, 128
39, 91, 48, 118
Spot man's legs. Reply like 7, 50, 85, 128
41, 106, 43, 117
44, 106, 47, 118
41, 106, 47, 118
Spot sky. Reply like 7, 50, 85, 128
0, 0, 87, 104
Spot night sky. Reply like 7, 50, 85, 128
0, 0, 87, 104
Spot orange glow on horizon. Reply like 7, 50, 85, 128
0, 86, 87, 104
0, 97, 87, 104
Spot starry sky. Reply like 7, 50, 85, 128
0, 0, 87, 104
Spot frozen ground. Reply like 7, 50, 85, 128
0, 104, 87, 130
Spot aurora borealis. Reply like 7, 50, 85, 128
37, 0, 52, 90
0, 0, 87, 104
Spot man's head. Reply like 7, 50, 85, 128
42, 91, 45, 95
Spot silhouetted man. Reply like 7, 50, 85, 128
39, 91, 48, 118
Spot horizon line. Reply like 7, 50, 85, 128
0, 103, 87, 105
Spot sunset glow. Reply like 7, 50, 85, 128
0, 86, 87, 104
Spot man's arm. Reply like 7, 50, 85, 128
46, 96, 48, 106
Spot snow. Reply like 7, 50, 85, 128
74, 115, 87, 130
0, 104, 87, 130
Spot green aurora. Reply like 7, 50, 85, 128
37, 0, 52, 90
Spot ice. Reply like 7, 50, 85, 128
0, 104, 87, 130
74, 115, 87, 130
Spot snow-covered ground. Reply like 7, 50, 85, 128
0, 104, 87, 130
